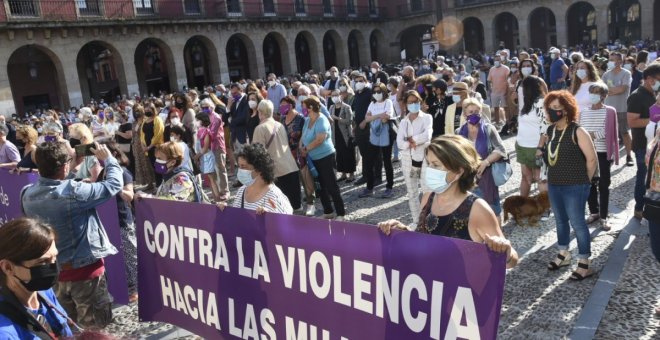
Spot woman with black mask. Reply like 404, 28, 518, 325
428, 79, 449, 138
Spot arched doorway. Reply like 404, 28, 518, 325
76, 41, 126, 104
347, 30, 367, 67
567, 2, 597, 46
529, 8, 557, 49
397, 25, 434, 61
462, 17, 484, 53
263, 33, 287, 76
493, 12, 519, 50
655, 0, 660, 40
369, 29, 387, 63
184, 37, 213, 91
295, 33, 312, 74
608, 0, 641, 43
226, 34, 254, 81
8, 45, 67, 114
323, 30, 346, 69
134, 39, 175, 96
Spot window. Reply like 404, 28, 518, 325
184, 0, 201, 14
134, 0, 154, 14
346, 0, 355, 15
263, 0, 275, 14
227, 0, 241, 15
411, 0, 423, 12
8, 0, 38, 17
77, 0, 101, 16
323, 0, 332, 14
369, 0, 377, 15
295, 0, 305, 14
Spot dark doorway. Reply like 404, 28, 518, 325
226, 35, 251, 81
494, 12, 519, 50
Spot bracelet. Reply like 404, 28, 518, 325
536, 147, 544, 151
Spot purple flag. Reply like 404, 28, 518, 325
136, 198, 506, 340
0, 169, 129, 305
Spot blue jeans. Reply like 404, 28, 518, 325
472, 187, 502, 215
649, 220, 660, 262
550, 82, 566, 90
548, 183, 592, 259
634, 149, 647, 211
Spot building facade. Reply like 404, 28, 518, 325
0, 0, 438, 116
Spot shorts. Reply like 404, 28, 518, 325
516, 143, 539, 168
490, 93, 507, 108
617, 111, 629, 135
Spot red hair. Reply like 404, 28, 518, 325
543, 90, 579, 122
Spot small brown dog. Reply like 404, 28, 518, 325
503, 192, 550, 227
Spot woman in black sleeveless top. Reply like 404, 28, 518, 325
379, 135, 519, 269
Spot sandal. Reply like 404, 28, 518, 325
600, 219, 611, 231
586, 214, 601, 224
570, 260, 594, 281
548, 252, 571, 270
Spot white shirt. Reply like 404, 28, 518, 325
232, 184, 293, 214
366, 99, 394, 119
517, 98, 548, 148
575, 82, 597, 112
579, 107, 608, 152
397, 111, 433, 162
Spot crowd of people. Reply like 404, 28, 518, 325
2, 38, 660, 337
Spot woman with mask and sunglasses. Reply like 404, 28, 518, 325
0, 218, 74, 339
378, 135, 518, 269
543, 91, 598, 280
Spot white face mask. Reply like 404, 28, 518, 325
248, 100, 257, 109
494, 61, 501, 67
371, 68, 378, 74
373, 93, 383, 101
170, 117, 181, 126
623, 64, 633, 71
576, 69, 588, 80
589, 93, 602, 105
332, 96, 342, 104
354, 82, 366, 91
170, 136, 179, 143
521, 67, 533, 77
339, 86, 348, 92
268, 80, 276, 87
511, 67, 518, 73
607, 61, 616, 70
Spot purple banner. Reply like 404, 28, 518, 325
0, 169, 129, 305
136, 199, 506, 340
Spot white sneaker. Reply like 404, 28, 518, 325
334, 216, 345, 221
304, 204, 316, 216
322, 213, 336, 219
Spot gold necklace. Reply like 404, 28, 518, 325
548, 124, 568, 167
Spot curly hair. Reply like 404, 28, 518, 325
236, 143, 276, 184
544, 90, 579, 123
16, 124, 38, 145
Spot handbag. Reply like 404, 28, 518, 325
491, 158, 512, 186
643, 144, 660, 222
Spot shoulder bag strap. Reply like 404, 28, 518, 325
0, 292, 54, 340
241, 188, 246, 209
265, 125, 279, 149
646, 144, 658, 190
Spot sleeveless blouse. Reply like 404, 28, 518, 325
546, 122, 589, 185
417, 192, 478, 241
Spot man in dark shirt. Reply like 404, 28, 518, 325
368, 62, 389, 85
627, 63, 660, 218
351, 74, 381, 185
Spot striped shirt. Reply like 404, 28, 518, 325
232, 184, 293, 215
579, 107, 607, 152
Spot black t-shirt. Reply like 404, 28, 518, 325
142, 121, 155, 147
99, 166, 134, 229
627, 86, 656, 150
116, 123, 132, 144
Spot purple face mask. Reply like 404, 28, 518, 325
417, 85, 425, 94
232, 94, 241, 102
467, 114, 481, 125
301, 107, 309, 117
44, 135, 57, 143
154, 160, 169, 175
279, 104, 291, 115
98, 113, 104, 120
201, 107, 212, 114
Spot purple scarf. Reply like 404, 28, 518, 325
459, 121, 489, 158
459, 122, 498, 203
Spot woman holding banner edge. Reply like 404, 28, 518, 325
378, 135, 518, 269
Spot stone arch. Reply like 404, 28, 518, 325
567, 1, 597, 46
608, 0, 641, 43
462, 17, 484, 54
295, 31, 317, 74
263, 32, 289, 76
134, 38, 177, 96
347, 30, 368, 68
76, 40, 127, 104
8, 44, 68, 114
493, 12, 519, 51
323, 30, 347, 69
184, 35, 220, 90
395, 24, 434, 61
226, 33, 258, 81
529, 7, 557, 49
369, 29, 387, 63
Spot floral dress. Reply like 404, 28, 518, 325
131, 119, 155, 187
155, 171, 197, 202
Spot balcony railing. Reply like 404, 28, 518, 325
397, 0, 434, 16
2, 0, 397, 22
454, 0, 506, 8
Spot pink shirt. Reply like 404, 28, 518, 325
488, 65, 510, 95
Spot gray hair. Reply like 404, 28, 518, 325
589, 82, 609, 97
297, 85, 311, 96
43, 122, 63, 135
258, 99, 274, 118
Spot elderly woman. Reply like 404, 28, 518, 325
379, 135, 518, 269
0, 218, 74, 338
329, 88, 356, 182
68, 123, 102, 182
458, 98, 508, 222
579, 83, 620, 231
15, 125, 38, 170
252, 99, 302, 212
217, 143, 293, 215
301, 96, 345, 220
544, 91, 598, 280
138, 142, 206, 202
397, 90, 433, 225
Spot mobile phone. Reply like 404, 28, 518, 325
75, 144, 95, 157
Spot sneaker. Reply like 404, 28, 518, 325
600, 219, 611, 231
354, 177, 367, 185
345, 176, 355, 183
381, 188, 394, 198
392, 157, 400, 163
626, 155, 634, 167
322, 212, 336, 219
293, 207, 304, 215
634, 210, 643, 220
304, 204, 316, 216
358, 188, 373, 198
541, 210, 551, 222
334, 215, 345, 221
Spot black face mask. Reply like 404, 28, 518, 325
144, 111, 154, 118
175, 102, 184, 110
68, 137, 81, 148
15, 262, 59, 292
442, 74, 451, 82
547, 108, 564, 123
291, 88, 298, 97
402, 75, 412, 83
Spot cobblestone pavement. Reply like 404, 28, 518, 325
103, 135, 659, 339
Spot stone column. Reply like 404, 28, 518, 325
252, 33, 266, 79
217, 32, 230, 83
595, 3, 609, 44
640, 0, 654, 40
0, 57, 15, 117
554, 8, 568, 47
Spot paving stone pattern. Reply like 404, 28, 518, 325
103, 135, 659, 339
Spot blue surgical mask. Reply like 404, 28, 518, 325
424, 167, 455, 193
452, 95, 462, 104
237, 168, 255, 186
589, 93, 602, 105
407, 103, 421, 113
